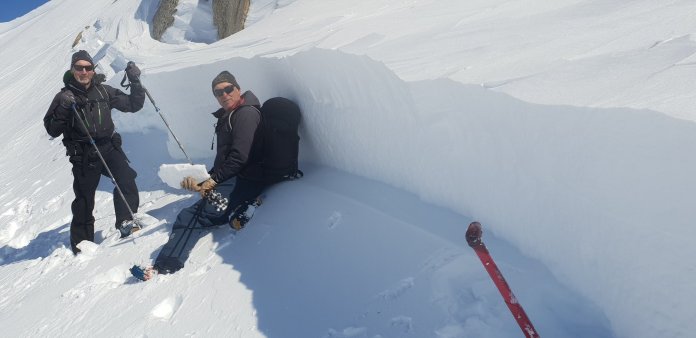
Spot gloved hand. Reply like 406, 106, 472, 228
180, 176, 201, 192
125, 61, 141, 83
198, 178, 217, 198
59, 90, 76, 109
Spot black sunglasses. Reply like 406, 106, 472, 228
213, 85, 236, 97
73, 64, 94, 72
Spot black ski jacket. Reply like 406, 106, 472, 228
210, 90, 264, 183
44, 71, 145, 142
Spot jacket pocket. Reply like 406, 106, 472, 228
62, 139, 83, 157
63, 140, 84, 164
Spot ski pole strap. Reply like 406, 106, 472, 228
120, 72, 131, 90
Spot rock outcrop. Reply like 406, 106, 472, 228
151, 0, 179, 41
150, 0, 249, 42
212, 0, 250, 39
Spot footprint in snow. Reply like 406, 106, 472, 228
62, 266, 130, 303
390, 316, 414, 333
325, 326, 367, 337
328, 211, 342, 229
190, 265, 212, 277
151, 296, 183, 320
75, 240, 100, 262
91, 266, 130, 286
378, 277, 415, 301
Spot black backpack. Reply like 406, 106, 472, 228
256, 97, 303, 183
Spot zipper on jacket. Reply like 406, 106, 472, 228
81, 108, 90, 128
211, 123, 217, 150
96, 86, 107, 127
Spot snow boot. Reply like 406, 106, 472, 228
230, 197, 262, 230
118, 220, 141, 238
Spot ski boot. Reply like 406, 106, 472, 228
230, 197, 263, 230
118, 219, 142, 238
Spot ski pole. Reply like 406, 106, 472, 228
121, 62, 193, 164
466, 221, 540, 338
71, 104, 139, 226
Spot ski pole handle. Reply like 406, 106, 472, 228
120, 69, 129, 88
466, 221, 483, 247
120, 61, 141, 87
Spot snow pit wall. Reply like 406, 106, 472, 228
122, 48, 696, 338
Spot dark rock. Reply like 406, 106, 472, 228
152, 0, 179, 41
213, 0, 250, 39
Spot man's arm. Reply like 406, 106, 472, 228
105, 83, 146, 113
43, 91, 73, 137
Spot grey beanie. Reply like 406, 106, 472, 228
71, 50, 94, 66
211, 71, 239, 91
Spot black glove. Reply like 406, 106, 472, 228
59, 90, 76, 109
125, 62, 141, 83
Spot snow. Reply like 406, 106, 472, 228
1, 0, 695, 337
158, 164, 209, 189
159, 0, 217, 44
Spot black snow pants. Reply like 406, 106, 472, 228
68, 138, 138, 254
153, 177, 267, 274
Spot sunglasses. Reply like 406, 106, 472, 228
73, 64, 95, 72
213, 85, 236, 97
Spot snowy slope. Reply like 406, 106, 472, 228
1, 0, 695, 337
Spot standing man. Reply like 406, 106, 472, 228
132, 71, 270, 280
44, 50, 145, 254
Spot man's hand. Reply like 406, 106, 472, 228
59, 90, 76, 109
198, 178, 217, 198
125, 62, 141, 83
180, 176, 201, 192
180, 177, 217, 198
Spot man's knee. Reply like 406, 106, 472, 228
172, 202, 205, 228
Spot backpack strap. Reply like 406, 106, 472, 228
227, 105, 261, 131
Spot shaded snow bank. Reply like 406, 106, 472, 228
0, 164, 612, 337
131, 48, 696, 337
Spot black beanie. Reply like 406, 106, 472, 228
211, 71, 239, 91
71, 50, 94, 66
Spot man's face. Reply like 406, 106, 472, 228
71, 61, 94, 86
214, 82, 241, 112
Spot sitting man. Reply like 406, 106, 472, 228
132, 71, 271, 280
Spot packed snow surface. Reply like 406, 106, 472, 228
1, 0, 695, 337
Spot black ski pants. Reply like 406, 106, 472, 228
153, 177, 267, 274
69, 142, 138, 254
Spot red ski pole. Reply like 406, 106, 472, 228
466, 221, 540, 338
